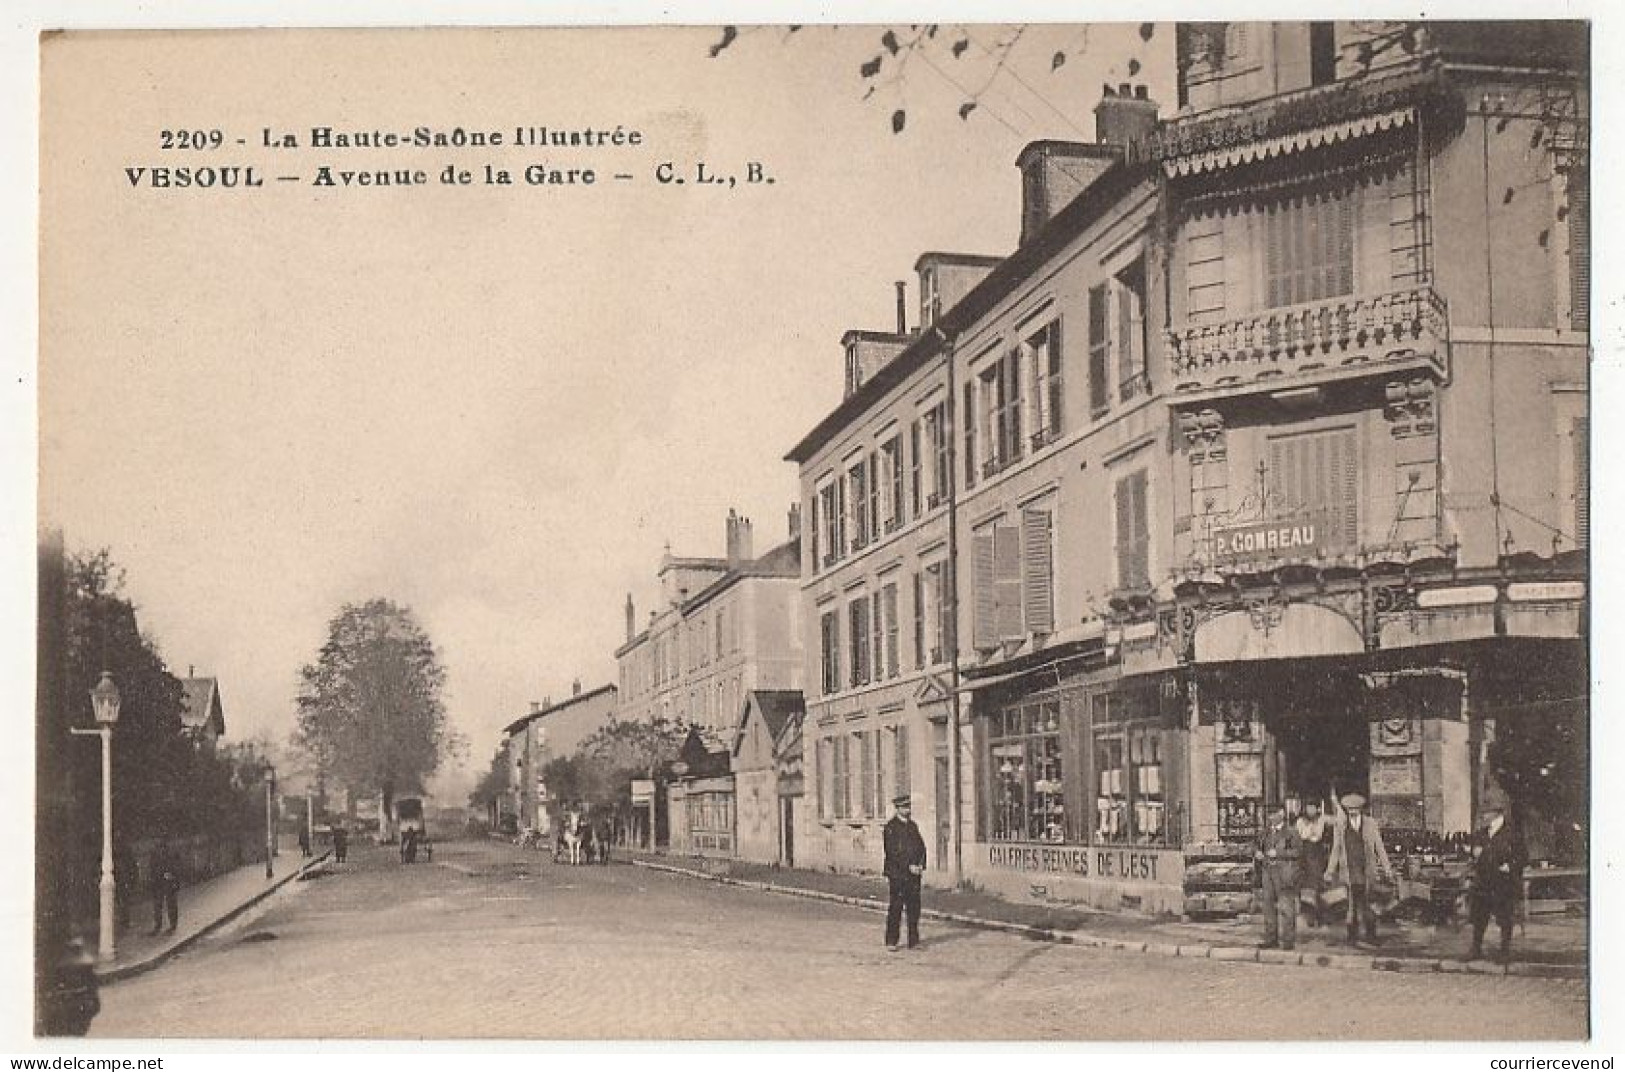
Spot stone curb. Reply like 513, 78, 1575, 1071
97, 851, 332, 984
630, 858, 1586, 980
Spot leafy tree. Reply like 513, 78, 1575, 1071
468, 741, 511, 814
294, 599, 459, 841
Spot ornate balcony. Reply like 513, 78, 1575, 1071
1167, 286, 1448, 399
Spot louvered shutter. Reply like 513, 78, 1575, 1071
1021, 507, 1055, 633
994, 523, 1024, 640
1266, 202, 1285, 307
1333, 194, 1355, 298
973, 531, 997, 650
1117, 472, 1149, 587
1089, 284, 1110, 414
835, 475, 846, 555
1575, 415, 1589, 546
1333, 429, 1359, 547
883, 583, 899, 677
1570, 170, 1590, 331
912, 571, 924, 668
909, 420, 922, 517
868, 454, 880, 543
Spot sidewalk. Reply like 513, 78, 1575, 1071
95, 849, 332, 983
623, 850, 1586, 980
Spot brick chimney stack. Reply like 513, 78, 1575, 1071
1094, 82, 1159, 151
787, 501, 802, 541
725, 508, 754, 566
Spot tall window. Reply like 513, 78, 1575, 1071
909, 419, 923, 516
893, 724, 911, 797
849, 458, 870, 550
1027, 320, 1064, 445
979, 351, 1024, 474
929, 402, 950, 506
918, 561, 948, 665
817, 480, 841, 568
1116, 260, 1148, 401
1091, 688, 1170, 846
1264, 193, 1354, 308
922, 407, 944, 507
1267, 427, 1359, 550
880, 436, 903, 533
848, 597, 872, 688
988, 699, 1064, 842
819, 609, 841, 694
963, 379, 978, 488
832, 735, 851, 819
872, 582, 900, 679
858, 730, 878, 819
1115, 470, 1150, 589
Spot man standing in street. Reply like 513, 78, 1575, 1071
1255, 802, 1302, 950
882, 793, 927, 951
147, 841, 180, 935
1468, 802, 1526, 963
1323, 793, 1394, 949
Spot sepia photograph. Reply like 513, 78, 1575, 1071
18, 7, 1601, 1049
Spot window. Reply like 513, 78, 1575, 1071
909, 419, 923, 516
917, 561, 948, 666
1088, 284, 1111, 416
972, 521, 1023, 650
925, 402, 950, 506
1309, 22, 1337, 85
816, 737, 830, 819
849, 458, 870, 550
1115, 470, 1150, 589
820, 609, 841, 694
1027, 320, 1064, 445
848, 597, 872, 688
978, 350, 1024, 475
893, 724, 910, 796
880, 436, 903, 532
1267, 426, 1359, 550
867, 453, 881, 544
858, 730, 877, 819
1115, 260, 1148, 401
963, 379, 978, 488
1264, 193, 1353, 309
873, 582, 900, 679
832, 735, 851, 819
1091, 688, 1171, 846
988, 699, 1064, 842
817, 480, 840, 568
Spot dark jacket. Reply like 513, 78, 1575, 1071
882, 816, 927, 880
148, 843, 180, 893
1471, 821, 1527, 904
1255, 820, 1303, 886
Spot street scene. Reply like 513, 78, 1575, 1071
89, 839, 1586, 1041
32, 17, 1592, 1046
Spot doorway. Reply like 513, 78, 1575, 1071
780, 796, 795, 868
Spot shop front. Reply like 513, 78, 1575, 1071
964, 665, 1192, 915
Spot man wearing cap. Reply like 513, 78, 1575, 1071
882, 793, 928, 951
1468, 803, 1526, 962
1323, 793, 1394, 948
1254, 803, 1303, 950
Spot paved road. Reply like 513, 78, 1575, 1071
90, 839, 1588, 1041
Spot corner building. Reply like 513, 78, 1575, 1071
789, 21, 1587, 914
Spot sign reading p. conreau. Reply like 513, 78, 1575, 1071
985, 843, 1182, 884
1213, 520, 1320, 559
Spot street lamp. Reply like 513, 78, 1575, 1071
70, 671, 121, 963
264, 766, 277, 880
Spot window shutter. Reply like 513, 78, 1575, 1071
1333, 429, 1358, 546
1117, 280, 1136, 395
909, 420, 922, 516
1574, 415, 1589, 546
1088, 284, 1110, 414
964, 380, 978, 486
871, 591, 885, 684
835, 475, 847, 555
1048, 319, 1065, 435
884, 583, 900, 677
1117, 472, 1149, 588
1266, 203, 1285, 308
1022, 507, 1055, 634
994, 523, 1024, 640
895, 725, 910, 796
1569, 169, 1590, 331
1006, 348, 1024, 458
1334, 194, 1355, 298
860, 731, 875, 818
868, 454, 880, 543
973, 531, 997, 650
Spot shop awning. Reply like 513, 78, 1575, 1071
1163, 107, 1414, 177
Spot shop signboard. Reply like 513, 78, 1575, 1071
1212, 518, 1322, 561
985, 841, 1180, 884
630, 778, 655, 806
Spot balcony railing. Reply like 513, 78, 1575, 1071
1167, 286, 1448, 396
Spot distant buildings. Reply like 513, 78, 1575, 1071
501, 682, 617, 832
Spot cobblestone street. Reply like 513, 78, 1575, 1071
89, 839, 1588, 1041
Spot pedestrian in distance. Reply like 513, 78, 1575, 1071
1294, 797, 1332, 927
332, 824, 348, 864
1467, 802, 1526, 963
882, 793, 927, 951
147, 840, 180, 935
298, 825, 311, 858
1323, 793, 1395, 949
1254, 802, 1302, 950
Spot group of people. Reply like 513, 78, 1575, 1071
1255, 792, 1526, 961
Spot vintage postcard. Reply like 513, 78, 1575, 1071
24, 12, 1598, 1050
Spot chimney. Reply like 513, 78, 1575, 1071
895, 281, 908, 335
1094, 82, 1159, 152
1016, 140, 1119, 246
530, 701, 541, 714
787, 501, 802, 541
726, 509, 755, 566
625, 593, 636, 643
572, 679, 582, 697
188, 664, 195, 678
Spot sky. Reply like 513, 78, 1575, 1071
32, 21, 1176, 799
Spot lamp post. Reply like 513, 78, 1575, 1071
70, 671, 121, 963
264, 766, 277, 880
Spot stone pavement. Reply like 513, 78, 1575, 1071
95, 849, 331, 983
624, 850, 1586, 980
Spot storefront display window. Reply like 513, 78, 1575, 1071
988, 699, 1064, 842
1091, 687, 1176, 847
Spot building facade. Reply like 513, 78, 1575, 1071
789, 20, 1587, 914
502, 681, 618, 833
614, 510, 804, 855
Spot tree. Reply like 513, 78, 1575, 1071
467, 742, 511, 820
294, 599, 457, 842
